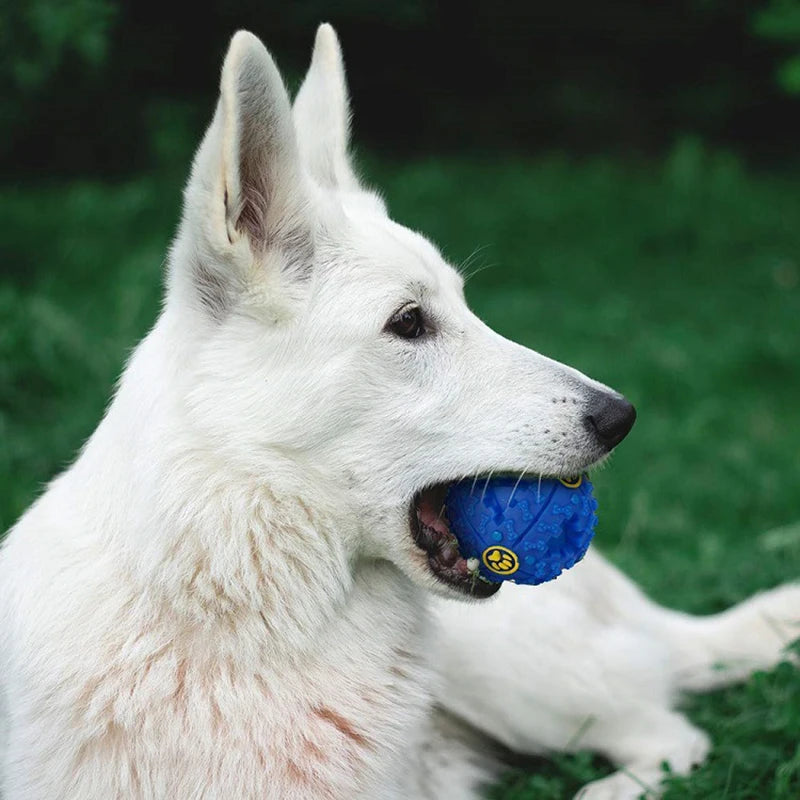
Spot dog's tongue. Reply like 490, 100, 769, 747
417, 494, 451, 537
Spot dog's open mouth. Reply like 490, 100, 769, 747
410, 483, 501, 598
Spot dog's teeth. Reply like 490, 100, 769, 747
466, 557, 479, 571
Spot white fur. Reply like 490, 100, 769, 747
1, 25, 797, 800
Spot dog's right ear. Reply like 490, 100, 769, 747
172, 31, 311, 317
292, 24, 360, 192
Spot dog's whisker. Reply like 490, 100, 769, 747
455, 244, 490, 276
506, 465, 531, 511
480, 471, 494, 504
455, 245, 499, 285
462, 261, 498, 285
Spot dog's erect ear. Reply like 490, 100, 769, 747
219, 31, 307, 250
292, 24, 360, 191
174, 31, 311, 315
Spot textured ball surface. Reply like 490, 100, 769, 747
445, 475, 598, 585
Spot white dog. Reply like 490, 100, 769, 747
1, 25, 797, 800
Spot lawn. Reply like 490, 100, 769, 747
2, 145, 799, 797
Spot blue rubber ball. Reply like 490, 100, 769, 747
445, 475, 598, 586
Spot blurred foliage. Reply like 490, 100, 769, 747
1, 0, 115, 89
754, 0, 800, 93
2, 0, 800, 179
0, 0, 117, 153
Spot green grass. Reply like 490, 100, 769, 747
2, 145, 800, 797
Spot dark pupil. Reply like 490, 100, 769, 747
392, 308, 422, 338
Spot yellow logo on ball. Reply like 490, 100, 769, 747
559, 475, 583, 488
482, 545, 519, 575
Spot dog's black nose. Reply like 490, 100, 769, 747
584, 391, 636, 449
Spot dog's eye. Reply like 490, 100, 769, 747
386, 305, 426, 340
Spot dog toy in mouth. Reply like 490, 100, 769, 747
445, 475, 598, 586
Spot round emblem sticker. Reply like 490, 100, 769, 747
482, 545, 520, 576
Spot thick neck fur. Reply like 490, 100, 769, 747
65, 308, 358, 662
4, 303, 434, 799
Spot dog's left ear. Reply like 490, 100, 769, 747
172, 31, 312, 317
292, 24, 360, 192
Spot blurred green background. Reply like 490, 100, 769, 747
2, 2, 800, 798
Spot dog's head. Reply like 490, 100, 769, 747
167, 26, 635, 601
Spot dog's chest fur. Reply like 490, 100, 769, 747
2, 501, 434, 799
